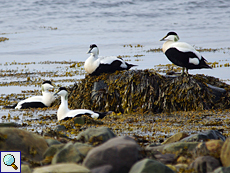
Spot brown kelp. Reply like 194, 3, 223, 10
54, 70, 230, 113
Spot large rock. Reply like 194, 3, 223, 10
0, 128, 48, 161
192, 142, 209, 159
83, 136, 141, 173
0, 122, 21, 127
90, 165, 113, 173
203, 140, 223, 159
21, 165, 31, 173
220, 137, 230, 167
33, 163, 90, 173
192, 140, 224, 162
128, 158, 175, 173
45, 138, 62, 146
181, 130, 226, 142
162, 132, 188, 144
43, 143, 65, 159
51, 142, 92, 164
213, 166, 230, 173
154, 153, 176, 164
189, 156, 220, 173
77, 126, 116, 145
162, 142, 199, 155
145, 143, 165, 153
174, 163, 188, 171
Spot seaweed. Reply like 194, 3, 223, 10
54, 70, 230, 114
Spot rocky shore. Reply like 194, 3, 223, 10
1, 71, 230, 173
1, 125, 230, 173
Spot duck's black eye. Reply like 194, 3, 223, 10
90, 44, 97, 48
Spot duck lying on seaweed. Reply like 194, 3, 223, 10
55, 87, 110, 121
160, 32, 212, 75
4, 81, 55, 109
84, 44, 137, 76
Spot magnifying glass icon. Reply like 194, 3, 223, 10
3, 154, 18, 170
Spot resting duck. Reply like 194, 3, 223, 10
84, 44, 137, 76
55, 87, 109, 121
4, 81, 55, 109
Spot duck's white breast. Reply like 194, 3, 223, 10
84, 56, 100, 74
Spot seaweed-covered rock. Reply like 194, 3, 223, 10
77, 126, 116, 145
62, 70, 230, 113
157, 75, 214, 112
128, 158, 175, 173
83, 136, 141, 173
0, 128, 48, 161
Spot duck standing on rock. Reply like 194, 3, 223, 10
55, 87, 109, 121
84, 44, 137, 76
4, 81, 55, 109
160, 32, 212, 75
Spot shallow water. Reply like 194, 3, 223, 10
1, 0, 230, 81
0, 0, 230, 134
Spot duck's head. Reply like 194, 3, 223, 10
87, 44, 99, 56
160, 32, 179, 42
42, 81, 54, 91
55, 87, 68, 100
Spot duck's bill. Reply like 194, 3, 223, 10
160, 36, 166, 41
54, 89, 60, 96
86, 48, 92, 54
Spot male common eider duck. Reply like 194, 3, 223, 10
84, 44, 137, 76
4, 81, 55, 109
160, 32, 212, 75
55, 87, 109, 121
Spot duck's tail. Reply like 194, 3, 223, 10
97, 111, 113, 119
127, 63, 138, 70
200, 57, 212, 69
3, 103, 17, 109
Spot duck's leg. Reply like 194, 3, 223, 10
181, 67, 185, 76
186, 68, 189, 76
